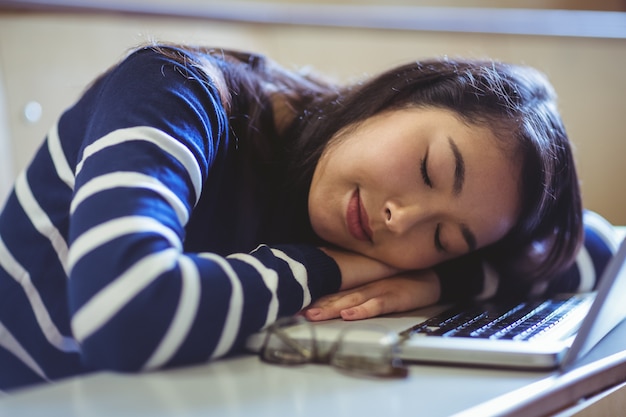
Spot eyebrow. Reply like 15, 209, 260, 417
447, 138, 475, 252
448, 137, 465, 196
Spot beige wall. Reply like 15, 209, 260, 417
1, 9, 625, 224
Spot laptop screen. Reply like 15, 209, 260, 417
561, 237, 626, 369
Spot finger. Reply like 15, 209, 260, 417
304, 291, 370, 321
302, 308, 334, 321
339, 297, 388, 321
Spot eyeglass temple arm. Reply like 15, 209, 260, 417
269, 326, 316, 359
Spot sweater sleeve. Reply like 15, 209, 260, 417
542, 210, 620, 296
435, 210, 619, 302
65, 48, 341, 373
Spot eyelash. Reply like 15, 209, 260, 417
420, 150, 443, 253
434, 224, 446, 253
420, 151, 433, 188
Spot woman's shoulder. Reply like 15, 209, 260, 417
112, 45, 219, 86
93, 44, 229, 126
583, 210, 623, 252
539, 210, 619, 296
60, 44, 231, 172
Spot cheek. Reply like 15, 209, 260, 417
368, 153, 418, 192
308, 188, 330, 237
309, 202, 330, 234
308, 183, 346, 245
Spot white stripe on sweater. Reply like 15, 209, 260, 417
575, 246, 595, 292
70, 171, 189, 226
227, 253, 279, 329
75, 127, 202, 204
143, 256, 201, 370
0, 237, 79, 353
46, 123, 75, 190
0, 321, 50, 381
269, 248, 311, 308
14, 171, 69, 275
72, 248, 179, 343
197, 253, 243, 359
67, 216, 182, 273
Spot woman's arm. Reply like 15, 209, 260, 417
64, 48, 350, 372
320, 247, 401, 290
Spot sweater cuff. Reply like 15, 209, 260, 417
275, 245, 342, 300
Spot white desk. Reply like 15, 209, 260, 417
1, 318, 625, 417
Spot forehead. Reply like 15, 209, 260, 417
453, 123, 522, 248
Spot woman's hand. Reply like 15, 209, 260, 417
303, 269, 441, 321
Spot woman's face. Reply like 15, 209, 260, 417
308, 107, 522, 270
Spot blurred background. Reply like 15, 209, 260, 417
1, 0, 625, 224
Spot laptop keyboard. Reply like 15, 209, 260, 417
403, 296, 587, 341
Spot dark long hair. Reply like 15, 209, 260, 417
152, 44, 583, 289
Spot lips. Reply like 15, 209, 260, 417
346, 189, 373, 242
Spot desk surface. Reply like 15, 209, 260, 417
1, 356, 549, 417
1, 318, 625, 417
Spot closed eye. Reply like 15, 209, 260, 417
420, 150, 433, 188
434, 223, 446, 253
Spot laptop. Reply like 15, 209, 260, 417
247, 237, 626, 371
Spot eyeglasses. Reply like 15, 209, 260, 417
259, 315, 409, 379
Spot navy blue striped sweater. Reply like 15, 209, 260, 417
0, 47, 619, 392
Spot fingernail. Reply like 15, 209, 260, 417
306, 308, 321, 318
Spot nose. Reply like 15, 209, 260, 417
383, 200, 434, 235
